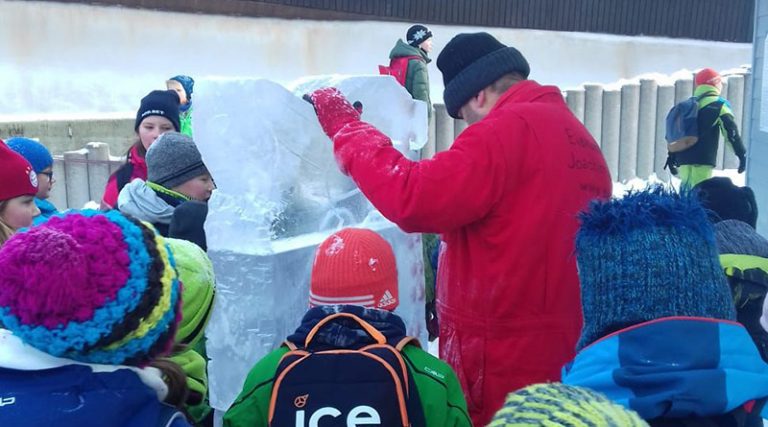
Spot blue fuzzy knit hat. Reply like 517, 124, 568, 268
6, 137, 53, 173
575, 186, 736, 350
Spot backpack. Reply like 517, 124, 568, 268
379, 56, 423, 87
268, 313, 426, 427
665, 96, 701, 147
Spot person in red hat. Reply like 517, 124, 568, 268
223, 227, 471, 427
667, 68, 747, 188
0, 140, 40, 246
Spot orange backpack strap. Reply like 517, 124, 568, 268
283, 340, 298, 351
395, 336, 420, 351
304, 313, 387, 347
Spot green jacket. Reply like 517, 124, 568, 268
389, 39, 432, 118
180, 108, 193, 137
223, 307, 470, 427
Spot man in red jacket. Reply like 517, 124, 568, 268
308, 32, 612, 426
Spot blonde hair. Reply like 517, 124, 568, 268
0, 201, 15, 247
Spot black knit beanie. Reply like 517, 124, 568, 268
406, 24, 433, 47
437, 32, 530, 119
694, 177, 758, 229
135, 90, 181, 133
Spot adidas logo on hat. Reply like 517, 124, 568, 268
378, 290, 397, 309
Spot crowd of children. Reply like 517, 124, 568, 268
1, 28, 767, 427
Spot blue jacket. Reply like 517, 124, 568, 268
562, 317, 768, 424
32, 198, 58, 226
0, 329, 190, 427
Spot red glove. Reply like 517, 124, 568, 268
308, 87, 361, 139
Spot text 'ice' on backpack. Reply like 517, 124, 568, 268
268, 313, 426, 427
379, 56, 423, 87
665, 96, 700, 147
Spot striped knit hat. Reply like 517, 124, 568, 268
489, 383, 648, 426
0, 210, 182, 366
310, 228, 399, 311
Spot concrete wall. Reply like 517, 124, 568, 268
0, 0, 752, 115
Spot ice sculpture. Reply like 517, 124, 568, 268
193, 75, 428, 413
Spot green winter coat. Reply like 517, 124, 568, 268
180, 108, 193, 137
389, 39, 432, 119
223, 343, 470, 427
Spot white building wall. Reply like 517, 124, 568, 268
0, 0, 753, 115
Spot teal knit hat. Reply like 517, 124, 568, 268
575, 186, 736, 350
489, 383, 648, 426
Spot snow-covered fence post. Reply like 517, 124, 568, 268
619, 83, 640, 182
584, 84, 604, 147
742, 70, 753, 154
655, 85, 675, 180
86, 142, 111, 204
423, 110, 437, 159
566, 89, 585, 123
63, 148, 90, 210
454, 117, 468, 140
637, 79, 658, 180
674, 79, 694, 104
434, 104, 453, 153
724, 74, 745, 169
49, 156, 68, 210
601, 89, 621, 181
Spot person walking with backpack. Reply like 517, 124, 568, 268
383, 25, 433, 119
101, 90, 181, 210
666, 68, 747, 189
223, 228, 471, 427
307, 32, 612, 426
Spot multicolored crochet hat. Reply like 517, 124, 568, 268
489, 383, 649, 426
0, 210, 182, 366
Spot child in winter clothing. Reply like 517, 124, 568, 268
165, 238, 216, 425
562, 187, 768, 427
6, 137, 59, 224
223, 228, 471, 427
118, 132, 214, 238
102, 90, 181, 210
387, 24, 433, 118
489, 383, 648, 426
667, 68, 747, 188
0, 140, 40, 246
167, 75, 195, 137
0, 210, 191, 427
694, 177, 768, 361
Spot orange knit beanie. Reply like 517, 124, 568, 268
310, 228, 399, 311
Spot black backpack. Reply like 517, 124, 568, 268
268, 313, 426, 427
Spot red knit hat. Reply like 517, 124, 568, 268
695, 68, 721, 87
0, 140, 38, 201
310, 228, 399, 311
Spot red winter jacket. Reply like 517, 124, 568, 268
101, 145, 147, 210
327, 81, 612, 426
